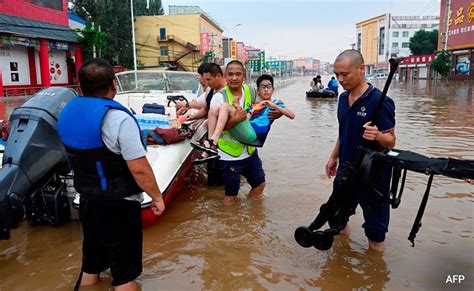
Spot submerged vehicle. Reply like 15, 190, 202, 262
306, 89, 337, 98
0, 70, 207, 240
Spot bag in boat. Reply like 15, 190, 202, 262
1, 120, 11, 141
154, 127, 191, 145
142, 129, 165, 145
142, 103, 165, 115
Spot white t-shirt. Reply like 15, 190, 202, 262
196, 87, 211, 104
101, 109, 146, 160
101, 109, 146, 201
210, 87, 252, 161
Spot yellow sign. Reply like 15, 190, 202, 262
455, 7, 465, 25
468, 2, 474, 23
230, 40, 237, 59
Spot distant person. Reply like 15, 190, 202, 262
58, 58, 165, 290
310, 75, 324, 91
326, 49, 396, 252
327, 76, 339, 95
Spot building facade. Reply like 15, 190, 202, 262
399, 53, 437, 80
293, 57, 319, 74
439, 0, 474, 79
135, 6, 223, 71
357, 14, 439, 75
0, 0, 81, 96
389, 16, 439, 58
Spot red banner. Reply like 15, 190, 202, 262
401, 54, 436, 65
200, 33, 209, 55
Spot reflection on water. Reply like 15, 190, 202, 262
0, 79, 473, 290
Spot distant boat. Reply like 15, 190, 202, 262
306, 89, 337, 98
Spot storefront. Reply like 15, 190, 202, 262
399, 54, 436, 81
439, 0, 474, 80
0, 9, 81, 96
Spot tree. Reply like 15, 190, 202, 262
409, 29, 439, 55
71, 0, 164, 68
76, 23, 108, 60
135, 0, 164, 16
431, 50, 452, 81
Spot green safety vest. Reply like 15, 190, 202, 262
218, 84, 256, 157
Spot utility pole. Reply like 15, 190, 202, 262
441, 0, 451, 50
131, 0, 138, 71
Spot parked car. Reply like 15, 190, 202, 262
366, 73, 387, 80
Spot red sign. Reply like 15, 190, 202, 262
241, 46, 247, 63
439, 0, 474, 50
401, 54, 436, 65
200, 33, 209, 55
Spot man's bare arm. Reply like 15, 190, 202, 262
223, 106, 247, 130
126, 157, 163, 202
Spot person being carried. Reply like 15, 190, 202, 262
191, 73, 294, 154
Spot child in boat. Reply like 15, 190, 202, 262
191, 74, 295, 155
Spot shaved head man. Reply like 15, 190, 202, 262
327, 49, 397, 252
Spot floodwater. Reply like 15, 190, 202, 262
0, 78, 473, 290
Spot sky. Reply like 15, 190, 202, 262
160, 0, 441, 62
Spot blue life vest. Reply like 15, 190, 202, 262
250, 99, 285, 135
58, 96, 143, 199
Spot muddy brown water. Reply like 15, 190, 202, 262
0, 78, 473, 291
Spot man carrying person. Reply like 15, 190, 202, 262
326, 50, 396, 252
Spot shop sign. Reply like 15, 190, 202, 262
401, 54, 436, 65
50, 41, 71, 50
440, 0, 474, 50
249, 60, 261, 72
200, 33, 209, 55
4, 36, 37, 47
246, 50, 260, 61
230, 40, 237, 59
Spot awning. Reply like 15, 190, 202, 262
0, 13, 79, 43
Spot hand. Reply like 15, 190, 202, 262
234, 106, 247, 122
268, 109, 283, 121
325, 157, 338, 178
176, 106, 188, 116
176, 101, 187, 109
261, 100, 277, 109
150, 197, 165, 216
362, 121, 379, 141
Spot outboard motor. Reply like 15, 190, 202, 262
0, 87, 76, 240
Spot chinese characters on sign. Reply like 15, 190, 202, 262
200, 33, 209, 56
441, 0, 474, 50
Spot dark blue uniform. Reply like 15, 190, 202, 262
337, 84, 396, 242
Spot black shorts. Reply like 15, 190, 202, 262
219, 150, 266, 196
80, 198, 143, 286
